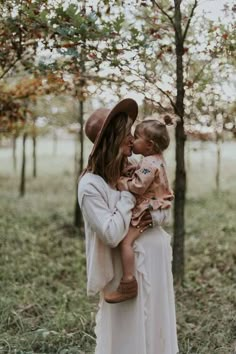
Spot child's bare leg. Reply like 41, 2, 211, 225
104, 227, 140, 303
120, 226, 140, 281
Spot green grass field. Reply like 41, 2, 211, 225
0, 137, 235, 353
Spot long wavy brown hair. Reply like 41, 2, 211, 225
86, 112, 133, 186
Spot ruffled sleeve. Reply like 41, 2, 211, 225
150, 208, 171, 227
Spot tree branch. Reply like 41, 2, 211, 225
192, 61, 210, 85
144, 96, 168, 112
152, 0, 176, 30
113, 62, 177, 111
153, 84, 176, 110
0, 58, 20, 80
183, 0, 198, 42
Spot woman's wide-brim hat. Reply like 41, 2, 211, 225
85, 98, 138, 158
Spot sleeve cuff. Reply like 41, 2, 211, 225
150, 209, 171, 227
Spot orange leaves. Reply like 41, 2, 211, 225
56, 42, 79, 49
45, 73, 72, 93
186, 80, 193, 88
7, 74, 69, 101
222, 33, 228, 40
152, 32, 162, 40
10, 77, 43, 100
0, 89, 26, 133
149, 28, 162, 40
88, 53, 96, 59
156, 44, 173, 59
0, 73, 72, 129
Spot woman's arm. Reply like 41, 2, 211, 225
79, 185, 136, 248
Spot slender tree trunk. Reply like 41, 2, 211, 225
74, 135, 78, 178
53, 130, 58, 155
143, 56, 148, 117
173, 123, 186, 283
32, 135, 37, 178
200, 140, 205, 168
215, 134, 221, 194
74, 9, 86, 229
172, 0, 186, 284
186, 138, 190, 196
19, 132, 27, 197
74, 99, 84, 228
186, 138, 191, 172
79, 100, 84, 175
12, 134, 17, 173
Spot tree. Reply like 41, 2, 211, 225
0, 73, 71, 194
100, 0, 235, 283
0, 0, 53, 80
99, 0, 198, 283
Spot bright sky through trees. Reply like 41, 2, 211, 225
197, 0, 235, 21
60, 0, 234, 104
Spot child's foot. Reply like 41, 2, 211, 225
104, 277, 138, 303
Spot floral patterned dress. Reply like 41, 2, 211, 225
118, 154, 174, 226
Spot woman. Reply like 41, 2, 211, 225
78, 98, 178, 354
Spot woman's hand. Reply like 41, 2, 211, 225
136, 210, 153, 233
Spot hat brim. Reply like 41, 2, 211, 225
89, 98, 138, 158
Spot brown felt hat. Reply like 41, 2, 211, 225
85, 98, 138, 158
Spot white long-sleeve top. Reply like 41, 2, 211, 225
78, 173, 136, 295
78, 172, 171, 296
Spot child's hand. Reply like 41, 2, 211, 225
117, 176, 129, 191
123, 164, 137, 177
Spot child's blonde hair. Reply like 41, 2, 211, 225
135, 115, 174, 153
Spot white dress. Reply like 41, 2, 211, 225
78, 173, 178, 354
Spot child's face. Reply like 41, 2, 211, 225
133, 128, 153, 156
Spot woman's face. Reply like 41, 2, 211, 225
120, 131, 134, 157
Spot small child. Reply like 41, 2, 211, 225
104, 116, 174, 303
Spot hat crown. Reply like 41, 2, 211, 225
85, 108, 110, 143
84, 98, 138, 158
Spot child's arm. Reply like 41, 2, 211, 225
126, 162, 157, 195
118, 160, 157, 194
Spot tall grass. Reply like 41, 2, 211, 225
0, 137, 235, 353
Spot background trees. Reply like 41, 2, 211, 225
1, 0, 235, 281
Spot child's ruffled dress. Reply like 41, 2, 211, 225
118, 154, 174, 226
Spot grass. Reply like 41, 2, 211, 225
0, 174, 96, 354
0, 137, 235, 353
177, 193, 236, 354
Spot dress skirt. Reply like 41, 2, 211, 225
94, 226, 179, 354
